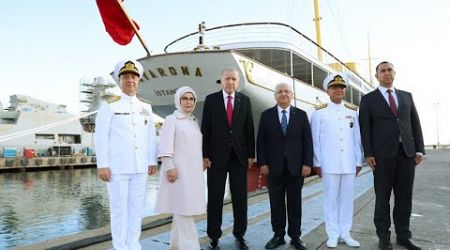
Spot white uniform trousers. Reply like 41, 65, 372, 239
322, 173, 355, 239
170, 214, 200, 250
107, 173, 148, 250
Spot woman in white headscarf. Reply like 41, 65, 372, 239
155, 86, 206, 250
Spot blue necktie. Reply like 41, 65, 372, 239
281, 110, 287, 135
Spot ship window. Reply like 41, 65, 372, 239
344, 86, 352, 103
352, 87, 361, 106
268, 50, 291, 74
1, 118, 17, 124
58, 134, 81, 144
237, 48, 343, 89
238, 48, 291, 75
35, 134, 55, 140
292, 54, 312, 85
312, 65, 328, 88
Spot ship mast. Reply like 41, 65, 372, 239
313, 0, 323, 62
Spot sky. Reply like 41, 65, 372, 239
1, 0, 449, 145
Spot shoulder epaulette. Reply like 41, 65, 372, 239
137, 95, 152, 104
344, 103, 358, 111
106, 95, 120, 103
315, 103, 328, 110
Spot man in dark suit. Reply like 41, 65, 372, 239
201, 68, 255, 250
359, 61, 425, 250
257, 83, 313, 250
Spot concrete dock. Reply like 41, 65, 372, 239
0, 156, 97, 172
17, 149, 450, 250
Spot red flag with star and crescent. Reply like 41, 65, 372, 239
96, 0, 140, 45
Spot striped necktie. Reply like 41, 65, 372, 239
281, 110, 287, 135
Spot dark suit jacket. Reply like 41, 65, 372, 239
359, 88, 425, 159
201, 91, 255, 167
257, 105, 313, 176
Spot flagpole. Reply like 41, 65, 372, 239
117, 0, 151, 56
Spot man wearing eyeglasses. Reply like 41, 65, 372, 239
256, 83, 313, 250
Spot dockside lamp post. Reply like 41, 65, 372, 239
432, 102, 440, 148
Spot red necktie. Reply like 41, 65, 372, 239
387, 89, 397, 116
227, 96, 233, 127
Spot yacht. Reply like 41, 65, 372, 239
130, 22, 374, 124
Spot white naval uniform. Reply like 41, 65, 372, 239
94, 93, 158, 250
311, 101, 363, 239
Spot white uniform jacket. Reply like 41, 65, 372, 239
94, 93, 158, 174
311, 101, 363, 174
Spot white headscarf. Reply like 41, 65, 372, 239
174, 86, 197, 119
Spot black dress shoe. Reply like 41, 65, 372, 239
235, 237, 249, 250
378, 239, 393, 250
290, 238, 306, 250
209, 239, 220, 250
397, 238, 421, 250
265, 236, 286, 249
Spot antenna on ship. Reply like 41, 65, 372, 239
199, 22, 206, 46
313, 0, 323, 62
195, 21, 208, 50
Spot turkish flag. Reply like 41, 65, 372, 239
96, 0, 140, 45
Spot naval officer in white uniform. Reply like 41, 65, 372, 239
311, 73, 363, 248
94, 59, 158, 250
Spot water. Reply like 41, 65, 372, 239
0, 168, 159, 249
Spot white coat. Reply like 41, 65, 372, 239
94, 93, 158, 173
155, 103, 206, 216
311, 101, 363, 173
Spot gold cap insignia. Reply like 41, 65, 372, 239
118, 61, 140, 77
328, 75, 346, 88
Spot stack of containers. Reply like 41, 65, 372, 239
3, 147, 18, 158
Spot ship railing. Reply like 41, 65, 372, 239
163, 22, 369, 85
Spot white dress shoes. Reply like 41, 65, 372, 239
340, 237, 360, 247
326, 238, 338, 248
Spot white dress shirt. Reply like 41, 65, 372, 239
277, 105, 290, 124
378, 86, 398, 108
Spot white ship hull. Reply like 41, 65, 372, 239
131, 23, 374, 123
137, 50, 330, 125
